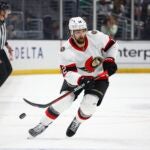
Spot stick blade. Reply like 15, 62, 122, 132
23, 98, 47, 108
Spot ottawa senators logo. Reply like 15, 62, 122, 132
91, 30, 97, 34
92, 57, 103, 68
78, 56, 103, 72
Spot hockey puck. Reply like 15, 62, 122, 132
19, 113, 26, 119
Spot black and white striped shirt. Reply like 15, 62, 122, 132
0, 20, 7, 50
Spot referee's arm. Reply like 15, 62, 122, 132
5, 41, 13, 61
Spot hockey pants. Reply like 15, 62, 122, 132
0, 50, 12, 87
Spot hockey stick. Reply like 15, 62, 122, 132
23, 72, 108, 108
23, 85, 83, 108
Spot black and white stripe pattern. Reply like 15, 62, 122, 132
0, 21, 7, 50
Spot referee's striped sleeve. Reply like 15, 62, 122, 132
0, 22, 7, 49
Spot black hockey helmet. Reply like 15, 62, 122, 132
0, 1, 11, 11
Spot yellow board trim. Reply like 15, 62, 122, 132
12, 69, 60, 75
11, 68, 150, 75
117, 68, 150, 73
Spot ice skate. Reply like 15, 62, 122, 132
28, 123, 49, 138
66, 117, 81, 137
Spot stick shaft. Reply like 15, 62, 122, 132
23, 73, 107, 108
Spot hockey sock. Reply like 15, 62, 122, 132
40, 106, 60, 126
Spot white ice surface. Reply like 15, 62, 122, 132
0, 74, 150, 150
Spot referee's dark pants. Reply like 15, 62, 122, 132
0, 50, 12, 87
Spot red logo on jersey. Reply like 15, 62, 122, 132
83, 56, 103, 72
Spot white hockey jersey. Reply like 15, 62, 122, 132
59, 30, 118, 86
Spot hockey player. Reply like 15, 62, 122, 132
28, 17, 118, 138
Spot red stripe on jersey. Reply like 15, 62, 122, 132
66, 63, 77, 69
45, 109, 58, 120
69, 36, 88, 52
102, 37, 115, 52
78, 109, 91, 120
60, 63, 77, 77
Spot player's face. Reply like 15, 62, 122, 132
73, 29, 87, 44
0, 10, 11, 20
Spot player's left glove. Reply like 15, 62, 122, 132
78, 76, 95, 90
102, 57, 117, 76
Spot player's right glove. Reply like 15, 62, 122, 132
78, 76, 95, 90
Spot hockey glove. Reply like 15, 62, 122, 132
103, 57, 117, 76
78, 76, 95, 90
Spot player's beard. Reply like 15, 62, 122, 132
75, 37, 85, 44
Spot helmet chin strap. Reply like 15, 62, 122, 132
70, 30, 74, 35
71, 34, 77, 43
